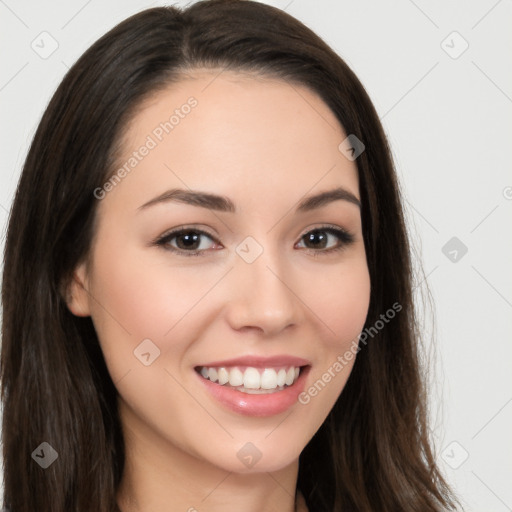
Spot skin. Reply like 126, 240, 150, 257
67, 70, 371, 512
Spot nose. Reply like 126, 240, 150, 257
224, 246, 300, 337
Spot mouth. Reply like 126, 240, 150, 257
194, 365, 303, 394
193, 356, 311, 417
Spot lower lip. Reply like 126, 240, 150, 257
196, 367, 310, 417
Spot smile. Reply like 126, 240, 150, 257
194, 356, 311, 417
196, 365, 302, 394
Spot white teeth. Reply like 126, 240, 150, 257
228, 368, 244, 387
217, 367, 229, 385
198, 365, 302, 391
276, 369, 287, 387
285, 367, 295, 386
260, 368, 278, 389
243, 367, 260, 389
208, 367, 218, 382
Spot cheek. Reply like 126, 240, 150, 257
304, 258, 371, 347
295, 259, 370, 420
294, 305, 369, 444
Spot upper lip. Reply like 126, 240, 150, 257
196, 355, 311, 368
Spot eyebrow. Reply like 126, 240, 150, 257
137, 186, 361, 213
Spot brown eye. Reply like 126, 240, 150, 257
173, 231, 204, 250
155, 229, 218, 256
296, 227, 354, 254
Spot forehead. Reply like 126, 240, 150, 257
103, 70, 360, 213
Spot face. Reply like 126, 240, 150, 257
68, 70, 371, 474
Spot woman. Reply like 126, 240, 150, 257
1, 1, 461, 510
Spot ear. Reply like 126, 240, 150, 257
64, 262, 91, 317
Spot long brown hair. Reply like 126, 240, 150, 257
1, 1, 461, 510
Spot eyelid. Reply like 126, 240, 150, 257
151, 224, 217, 242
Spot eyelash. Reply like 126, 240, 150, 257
152, 224, 355, 258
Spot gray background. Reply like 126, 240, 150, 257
1, 1, 511, 510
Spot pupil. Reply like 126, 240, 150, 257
307, 231, 326, 248
179, 232, 199, 249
